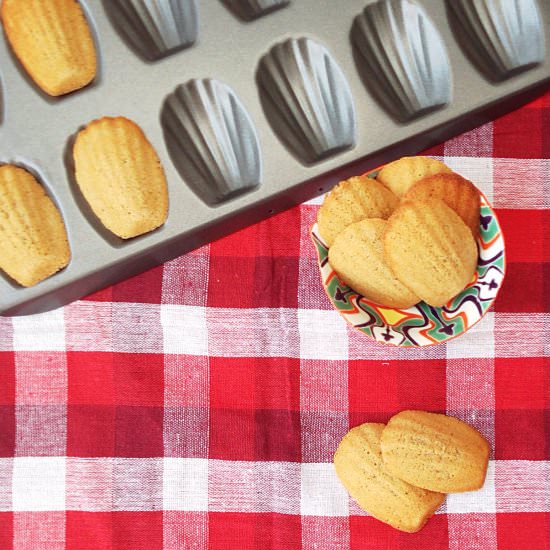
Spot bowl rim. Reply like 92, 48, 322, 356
311, 169, 507, 348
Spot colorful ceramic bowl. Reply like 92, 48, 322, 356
312, 173, 506, 347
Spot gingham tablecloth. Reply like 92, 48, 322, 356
0, 92, 548, 550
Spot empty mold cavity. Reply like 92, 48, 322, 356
102, 0, 198, 61
447, 0, 545, 81
221, 0, 289, 21
257, 37, 356, 165
352, 0, 451, 122
161, 78, 262, 205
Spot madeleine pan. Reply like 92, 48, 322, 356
0, 0, 548, 315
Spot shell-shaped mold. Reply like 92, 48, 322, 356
352, 0, 451, 121
103, 0, 198, 61
161, 78, 262, 205
222, 0, 289, 21
447, 0, 545, 81
257, 37, 356, 165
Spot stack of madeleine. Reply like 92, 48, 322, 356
334, 411, 491, 533
317, 156, 481, 308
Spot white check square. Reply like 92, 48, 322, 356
12, 457, 65, 511
163, 458, 208, 511
162, 304, 208, 356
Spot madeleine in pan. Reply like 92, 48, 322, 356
312, 160, 505, 347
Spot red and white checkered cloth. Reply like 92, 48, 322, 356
0, 92, 549, 549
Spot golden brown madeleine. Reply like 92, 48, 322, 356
403, 172, 481, 239
334, 423, 446, 533
317, 176, 399, 247
0, 165, 70, 287
1, 0, 97, 96
381, 411, 491, 493
376, 156, 452, 198
383, 199, 478, 307
328, 218, 419, 308
73, 117, 169, 239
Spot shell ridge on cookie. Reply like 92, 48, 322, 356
1, 0, 97, 96
334, 422, 445, 533
0, 165, 70, 286
73, 117, 168, 239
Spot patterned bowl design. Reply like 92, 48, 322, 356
312, 173, 506, 347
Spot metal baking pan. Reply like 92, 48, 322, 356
1, 0, 549, 316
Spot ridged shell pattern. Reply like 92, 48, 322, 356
222, 0, 289, 21
162, 79, 262, 205
352, 0, 451, 121
1, 0, 97, 96
447, 0, 545, 80
0, 165, 71, 287
106, 0, 198, 60
257, 38, 356, 164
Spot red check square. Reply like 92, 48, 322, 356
67, 405, 115, 457
209, 408, 301, 462
68, 352, 164, 406
208, 513, 302, 550
495, 263, 544, 313
494, 107, 542, 158
0, 352, 15, 405
114, 406, 164, 458
66, 512, 112, 550
496, 513, 548, 550
68, 352, 114, 406
495, 357, 545, 409
251, 256, 299, 309
113, 512, 163, 550
112, 265, 164, 304
350, 514, 448, 549
113, 353, 164, 407
495, 409, 546, 460
348, 360, 445, 416
0, 406, 15, 457
207, 256, 256, 308
207, 255, 300, 309
0, 513, 13, 550
210, 357, 300, 411
497, 210, 547, 263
